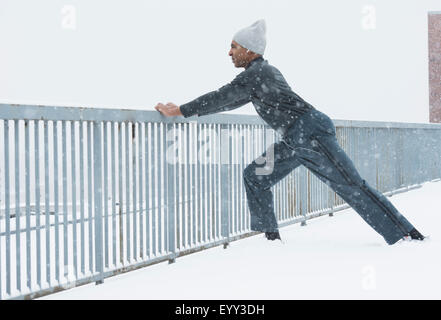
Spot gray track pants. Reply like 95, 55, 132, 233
243, 109, 415, 245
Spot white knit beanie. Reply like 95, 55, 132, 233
233, 19, 266, 55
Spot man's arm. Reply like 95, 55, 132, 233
179, 72, 252, 118
155, 72, 252, 118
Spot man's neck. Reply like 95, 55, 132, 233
245, 56, 264, 69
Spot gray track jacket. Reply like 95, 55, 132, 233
179, 56, 315, 136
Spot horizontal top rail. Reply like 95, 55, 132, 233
0, 103, 265, 126
1, 103, 441, 130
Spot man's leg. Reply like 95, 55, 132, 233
288, 112, 416, 244
243, 140, 301, 233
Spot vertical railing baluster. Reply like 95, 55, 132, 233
144, 122, 150, 258
214, 124, 222, 240
180, 122, 185, 247
249, 126, 254, 228
138, 123, 143, 259
87, 121, 93, 274
53, 121, 60, 283
186, 123, 191, 247
235, 124, 240, 234
175, 123, 180, 249
14, 119, 21, 292
180, 123, 185, 248
125, 122, 130, 263
211, 124, 216, 239
235, 125, 239, 234
245, 124, 249, 233
201, 124, 206, 243
4, 120, 11, 296
220, 124, 230, 247
62, 121, 68, 281
103, 122, 109, 268
25, 120, 31, 291
93, 121, 104, 284
300, 171, 307, 226
274, 131, 279, 220
241, 124, 244, 230
160, 122, 166, 254
167, 122, 176, 263
285, 130, 289, 221
230, 125, 235, 236
44, 121, 50, 286
205, 123, 210, 241
158, 122, 163, 254
229, 125, 234, 238
212, 124, 217, 240
211, 123, 216, 240
118, 122, 123, 265
35, 121, 42, 288
71, 121, 78, 278
229, 124, 237, 235
151, 123, 156, 256
217, 124, 222, 238
244, 125, 248, 230
205, 123, 209, 241
79, 121, 85, 275
132, 123, 137, 261
196, 124, 201, 244
234, 124, 239, 235
192, 123, 197, 246
239, 124, 244, 233
111, 122, 116, 267
188, 123, 193, 246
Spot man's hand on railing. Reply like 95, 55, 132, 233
154, 102, 183, 117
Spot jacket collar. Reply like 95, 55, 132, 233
245, 56, 264, 69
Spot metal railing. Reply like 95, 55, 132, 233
0, 103, 440, 300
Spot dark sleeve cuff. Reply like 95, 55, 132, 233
179, 103, 198, 118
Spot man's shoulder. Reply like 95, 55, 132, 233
231, 59, 280, 86
246, 59, 284, 81
239, 59, 273, 79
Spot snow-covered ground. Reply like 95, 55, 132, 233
40, 181, 441, 300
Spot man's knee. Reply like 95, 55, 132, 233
244, 164, 262, 184
243, 164, 256, 183
244, 165, 272, 191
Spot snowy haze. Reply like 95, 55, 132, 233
0, 0, 440, 123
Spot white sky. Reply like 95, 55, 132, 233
0, 0, 440, 123
40, 180, 441, 300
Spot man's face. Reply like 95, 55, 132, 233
229, 40, 252, 68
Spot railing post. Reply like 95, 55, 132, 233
300, 167, 307, 226
329, 188, 335, 217
220, 125, 230, 248
167, 122, 177, 263
93, 121, 104, 284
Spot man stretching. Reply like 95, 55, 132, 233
155, 19, 424, 244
